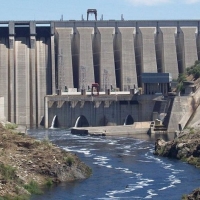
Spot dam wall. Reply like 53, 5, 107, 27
0, 20, 200, 126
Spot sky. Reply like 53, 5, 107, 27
1, 0, 200, 21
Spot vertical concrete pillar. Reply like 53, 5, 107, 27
51, 22, 56, 94
137, 27, 157, 73
76, 27, 95, 90
36, 37, 48, 125
115, 27, 137, 91
158, 27, 179, 80
29, 21, 36, 126
15, 36, 30, 125
181, 27, 198, 70
56, 27, 74, 91
0, 29, 8, 121
8, 21, 15, 123
44, 96, 49, 128
96, 27, 116, 91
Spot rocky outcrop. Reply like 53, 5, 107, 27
182, 188, 200, 200
154, 130, 200, 164
154, 129, 200, 199
0, 123, 92, 199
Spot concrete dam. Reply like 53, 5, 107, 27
0, 20, 200, 127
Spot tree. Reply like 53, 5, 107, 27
186, 60, 200, 79
176, 73, 186, 93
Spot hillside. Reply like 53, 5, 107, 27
0, 123, 92, 199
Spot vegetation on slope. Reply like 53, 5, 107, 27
176, 60, 200, 93
0, 123, 92, 200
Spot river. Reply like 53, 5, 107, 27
28, 129, 200, 200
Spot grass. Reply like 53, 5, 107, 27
5, 123, 18, 130
0, 163, 16, 181
64, 156, 74, 166
23, 180, 42, 195
182, 194, 188, 200
45, 178, 53, 187
0, 195, 29, 200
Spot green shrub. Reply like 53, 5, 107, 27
0, 195, 29, 200
186, 60, 200, 79
45, 178, 53, 187
64, 156, 74, 166
176, 73, 187, 93
34, 140, 41, 146
17, 132, 25, 136
5, 123, 18, 130
41, 138, 52, 148
182, 194, 188, 200
24, 180, 42, 194
0, 163, 16, 181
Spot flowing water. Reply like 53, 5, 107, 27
28, 129, 200, 200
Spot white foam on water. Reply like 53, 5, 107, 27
116, 146, 125, 150
93, 156, 111, 166
137, 160, 153, 163
98, 196, 143, 200
158, 174, 181, 191
158, 185, 174, 191
63, 147, 92, 156
114, 167, 133, 174
145, 151, 184, 187
108, 142, 116, 145
125, 179, 154, 192
121, 153, 132, 156
135, 173, 143, 177
104, 171, 155, 198
168, 175, 181, 185
144, 189, 158, 199
137, 147, 151, 150
115, 167, 124, 170
105, 177, 154, 198
106, 188, 133, 198
94, 156, 110, 161
123, 145, 131, 149
124, 170, 133, 174
163, 164, 173, 169
93, 161, 108, 165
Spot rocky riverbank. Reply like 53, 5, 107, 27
0, 123, 92, 199
154, 128, 200, 199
